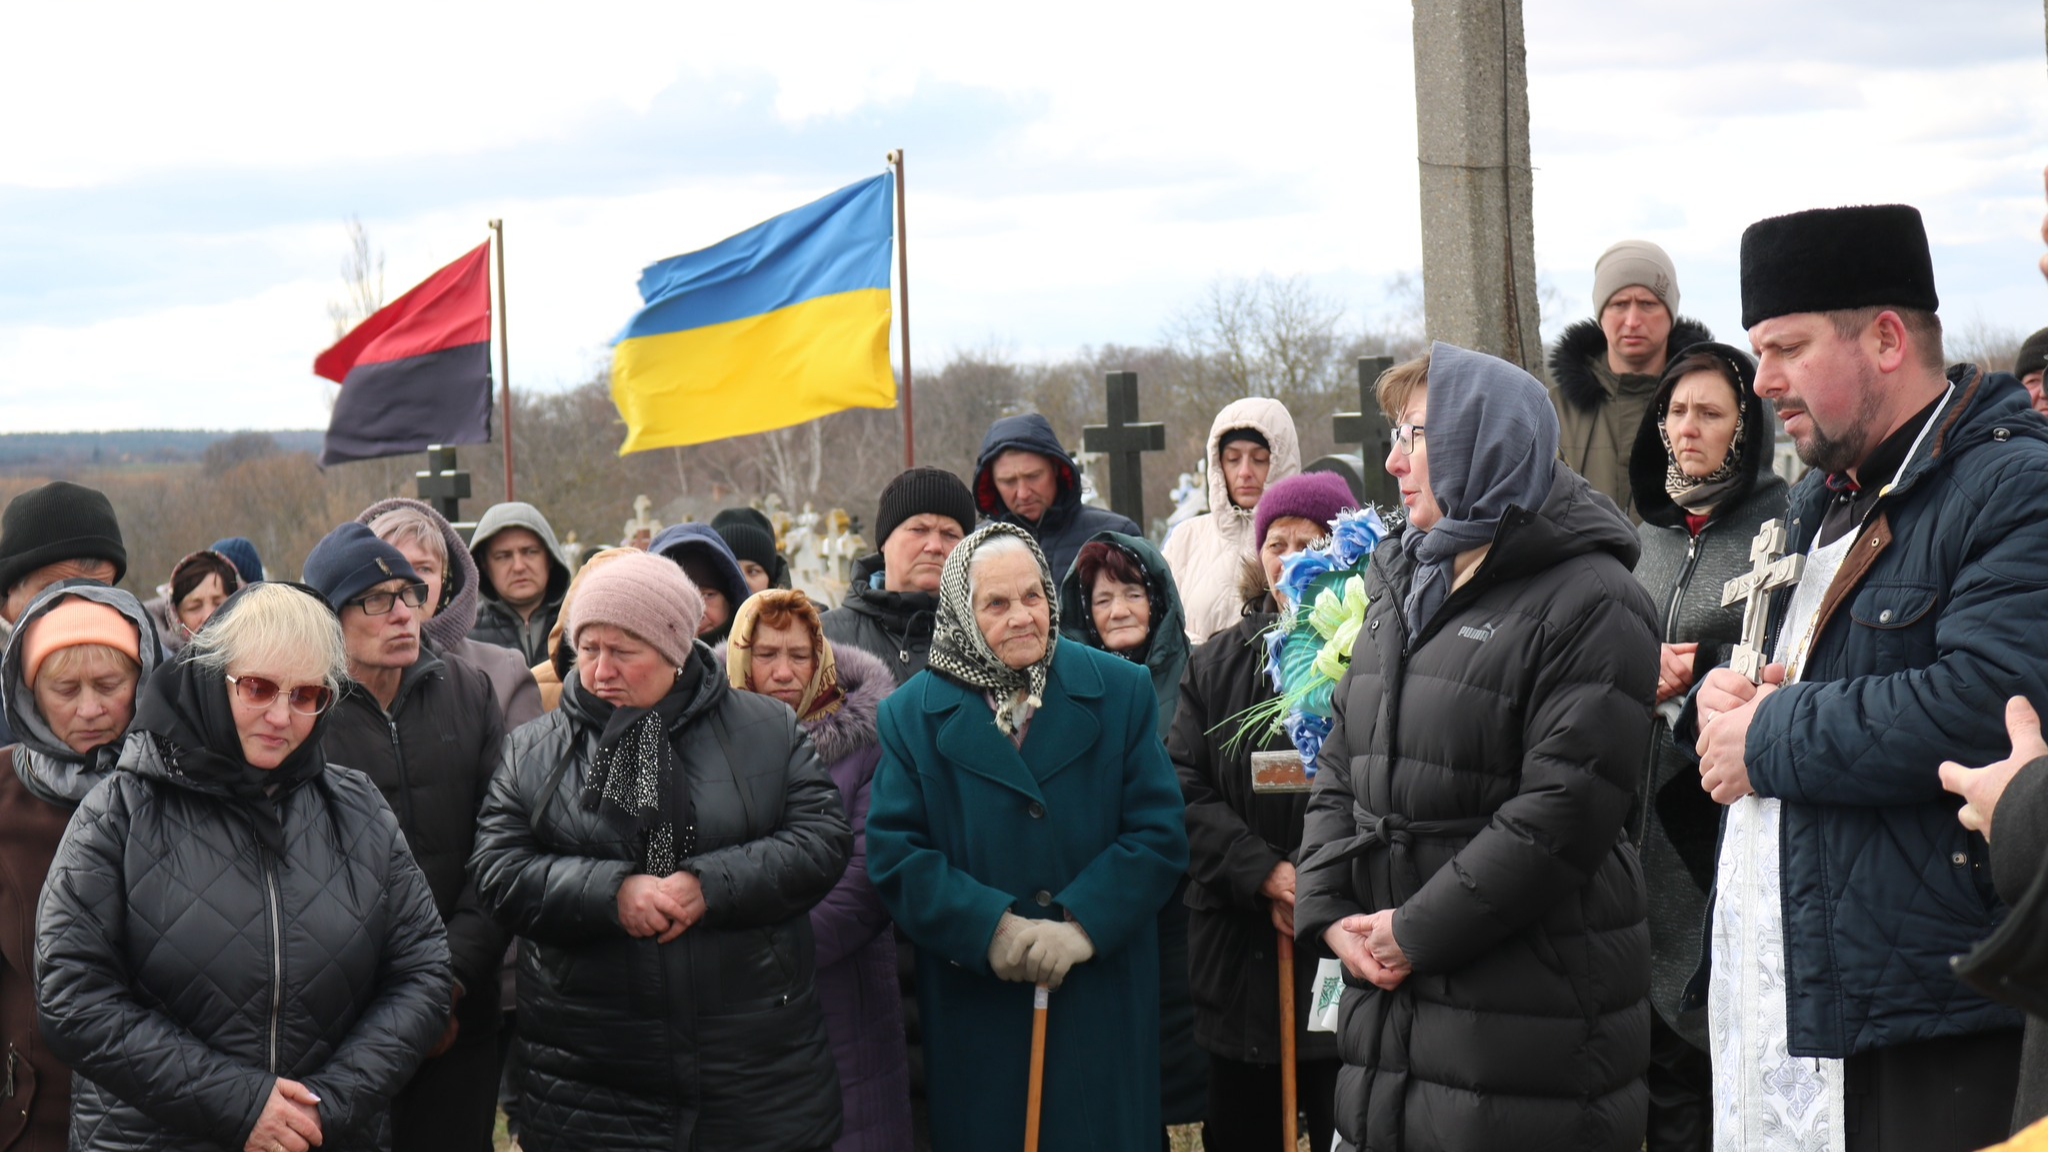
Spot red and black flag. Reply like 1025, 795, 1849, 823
314, 241, 492, 466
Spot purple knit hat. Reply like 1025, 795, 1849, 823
1254, 471, 1359, 548
567, 549, 704, 667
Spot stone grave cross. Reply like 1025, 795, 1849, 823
1330, 355, 1397, 509
1081, 370, 1165, 528
416, 445, 473, 524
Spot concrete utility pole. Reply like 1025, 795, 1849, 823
1411, 0, 1543, 374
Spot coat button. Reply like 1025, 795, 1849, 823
1994, 427, 2012, 442
1952, 852, 1968, 866
1033, 890, 1053, 907
1879, 609, 1893, 623
1027, 801, 1045, 818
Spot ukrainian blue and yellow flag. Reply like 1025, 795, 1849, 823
609, 174, 896, 453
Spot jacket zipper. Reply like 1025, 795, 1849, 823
262, 846, 283, 1075
4, 1044, 16, 1098
386, 715, 412, 830
1636, 533, 1705, 845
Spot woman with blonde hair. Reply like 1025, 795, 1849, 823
37, 581, 452, 1152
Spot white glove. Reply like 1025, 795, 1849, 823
1022, 920, 1094, 990
987, 912, 1039, 982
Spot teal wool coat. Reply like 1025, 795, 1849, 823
867, 640, 1189, 1152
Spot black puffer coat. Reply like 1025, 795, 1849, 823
822, 553, 939, 688
1624, 346, 1787, 1048
1171, 610, 1339, 1067
972, 413, 1141, 578
324, 640, 507, 1034
36, 678, 450, 1151
1295, 462, 1657, 1152
470, 643, 852, 1152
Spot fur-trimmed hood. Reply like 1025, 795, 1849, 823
799, 643, 890, 767
1547, 316, 1715, 413
711, 639, 892, 768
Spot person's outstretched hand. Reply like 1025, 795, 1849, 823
1940, 696, 2047, 843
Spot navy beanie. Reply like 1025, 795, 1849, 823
303, 523, 420, 611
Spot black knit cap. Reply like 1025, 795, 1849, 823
713, 518, 779, 573
0, 480, 127, 595
874, 466, 977, 546
2016, 326, 2048, 379
1217, 427, 1270, 454
1739, 204, 1938, 330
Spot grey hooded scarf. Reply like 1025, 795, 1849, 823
1, 579, 163, 807
1401, 341, 1562, 638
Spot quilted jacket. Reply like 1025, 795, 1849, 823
470, 643, 851, 1152
35, 718, 450, 1150
323, 639, 507, 1033
1295, 462, 1657, 1152
1723, 365, 2048, 1057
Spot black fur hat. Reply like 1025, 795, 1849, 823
1739, 205, 1938, 330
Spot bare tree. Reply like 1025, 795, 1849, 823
326, 216, 386, 341
1946, 314, 2025, 373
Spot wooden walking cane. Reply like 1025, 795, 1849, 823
1253, 746, 1311, 1152
1024, 982, 1050, 1152
1279, 930, 1299, 1152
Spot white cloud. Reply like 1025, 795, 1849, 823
2, 1, 2044, 432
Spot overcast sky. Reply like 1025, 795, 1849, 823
2, 1, 2043, 432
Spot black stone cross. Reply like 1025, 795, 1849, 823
416, 444, 473, 523
1081, 370, 1165, 528
1331, 355, 1397, 510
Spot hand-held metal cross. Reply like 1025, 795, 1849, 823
1718, 518, 1805, 683
1080, 371, 1165, 527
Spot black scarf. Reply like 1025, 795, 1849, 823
568, 662, 699, 875
130, 648, 332, 859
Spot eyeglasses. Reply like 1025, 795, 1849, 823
225, 674, 335, 715
1394, 423, 1426, 456
343, 582, 429, 616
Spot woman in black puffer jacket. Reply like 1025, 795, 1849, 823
1624, 342, 1787, 1151
470, 551, 851, 1152
35, 582, 451, 1152
1296, 343, 1658, 1152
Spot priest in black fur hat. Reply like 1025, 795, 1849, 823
1688, 203, 2048, 1149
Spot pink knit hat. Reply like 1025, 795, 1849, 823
567, 549, 704, 667
1254, 471, 1359, 548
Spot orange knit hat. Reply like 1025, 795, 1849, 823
21, 597, 140, 685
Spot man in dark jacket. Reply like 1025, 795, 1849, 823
973, 413, 1140, 578
307, 523, 508, 1152
467, 502, 573, 665
1692, 204, 2048, 1152
823, 466, 976, 688
0, 481, 128, 747
1546, 239, 1714, 520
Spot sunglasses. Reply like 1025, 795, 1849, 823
225, 673, 335, 716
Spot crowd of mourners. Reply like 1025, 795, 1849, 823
6, 198, 2048, 1152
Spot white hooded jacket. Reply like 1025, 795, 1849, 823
1161, 397, 1301, 644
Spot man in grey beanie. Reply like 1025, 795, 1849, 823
1545, 239, 1714, 521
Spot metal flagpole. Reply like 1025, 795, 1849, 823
489, 218, 515, 502
886, 149, 914, 467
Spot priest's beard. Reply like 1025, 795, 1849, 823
1787, 362, 1887, 476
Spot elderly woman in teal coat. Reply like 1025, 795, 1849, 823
867, 523, 1189, 1152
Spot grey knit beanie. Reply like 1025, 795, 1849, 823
1593, 239, 1680, 315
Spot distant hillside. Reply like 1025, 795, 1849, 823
0, 430, 325, 472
